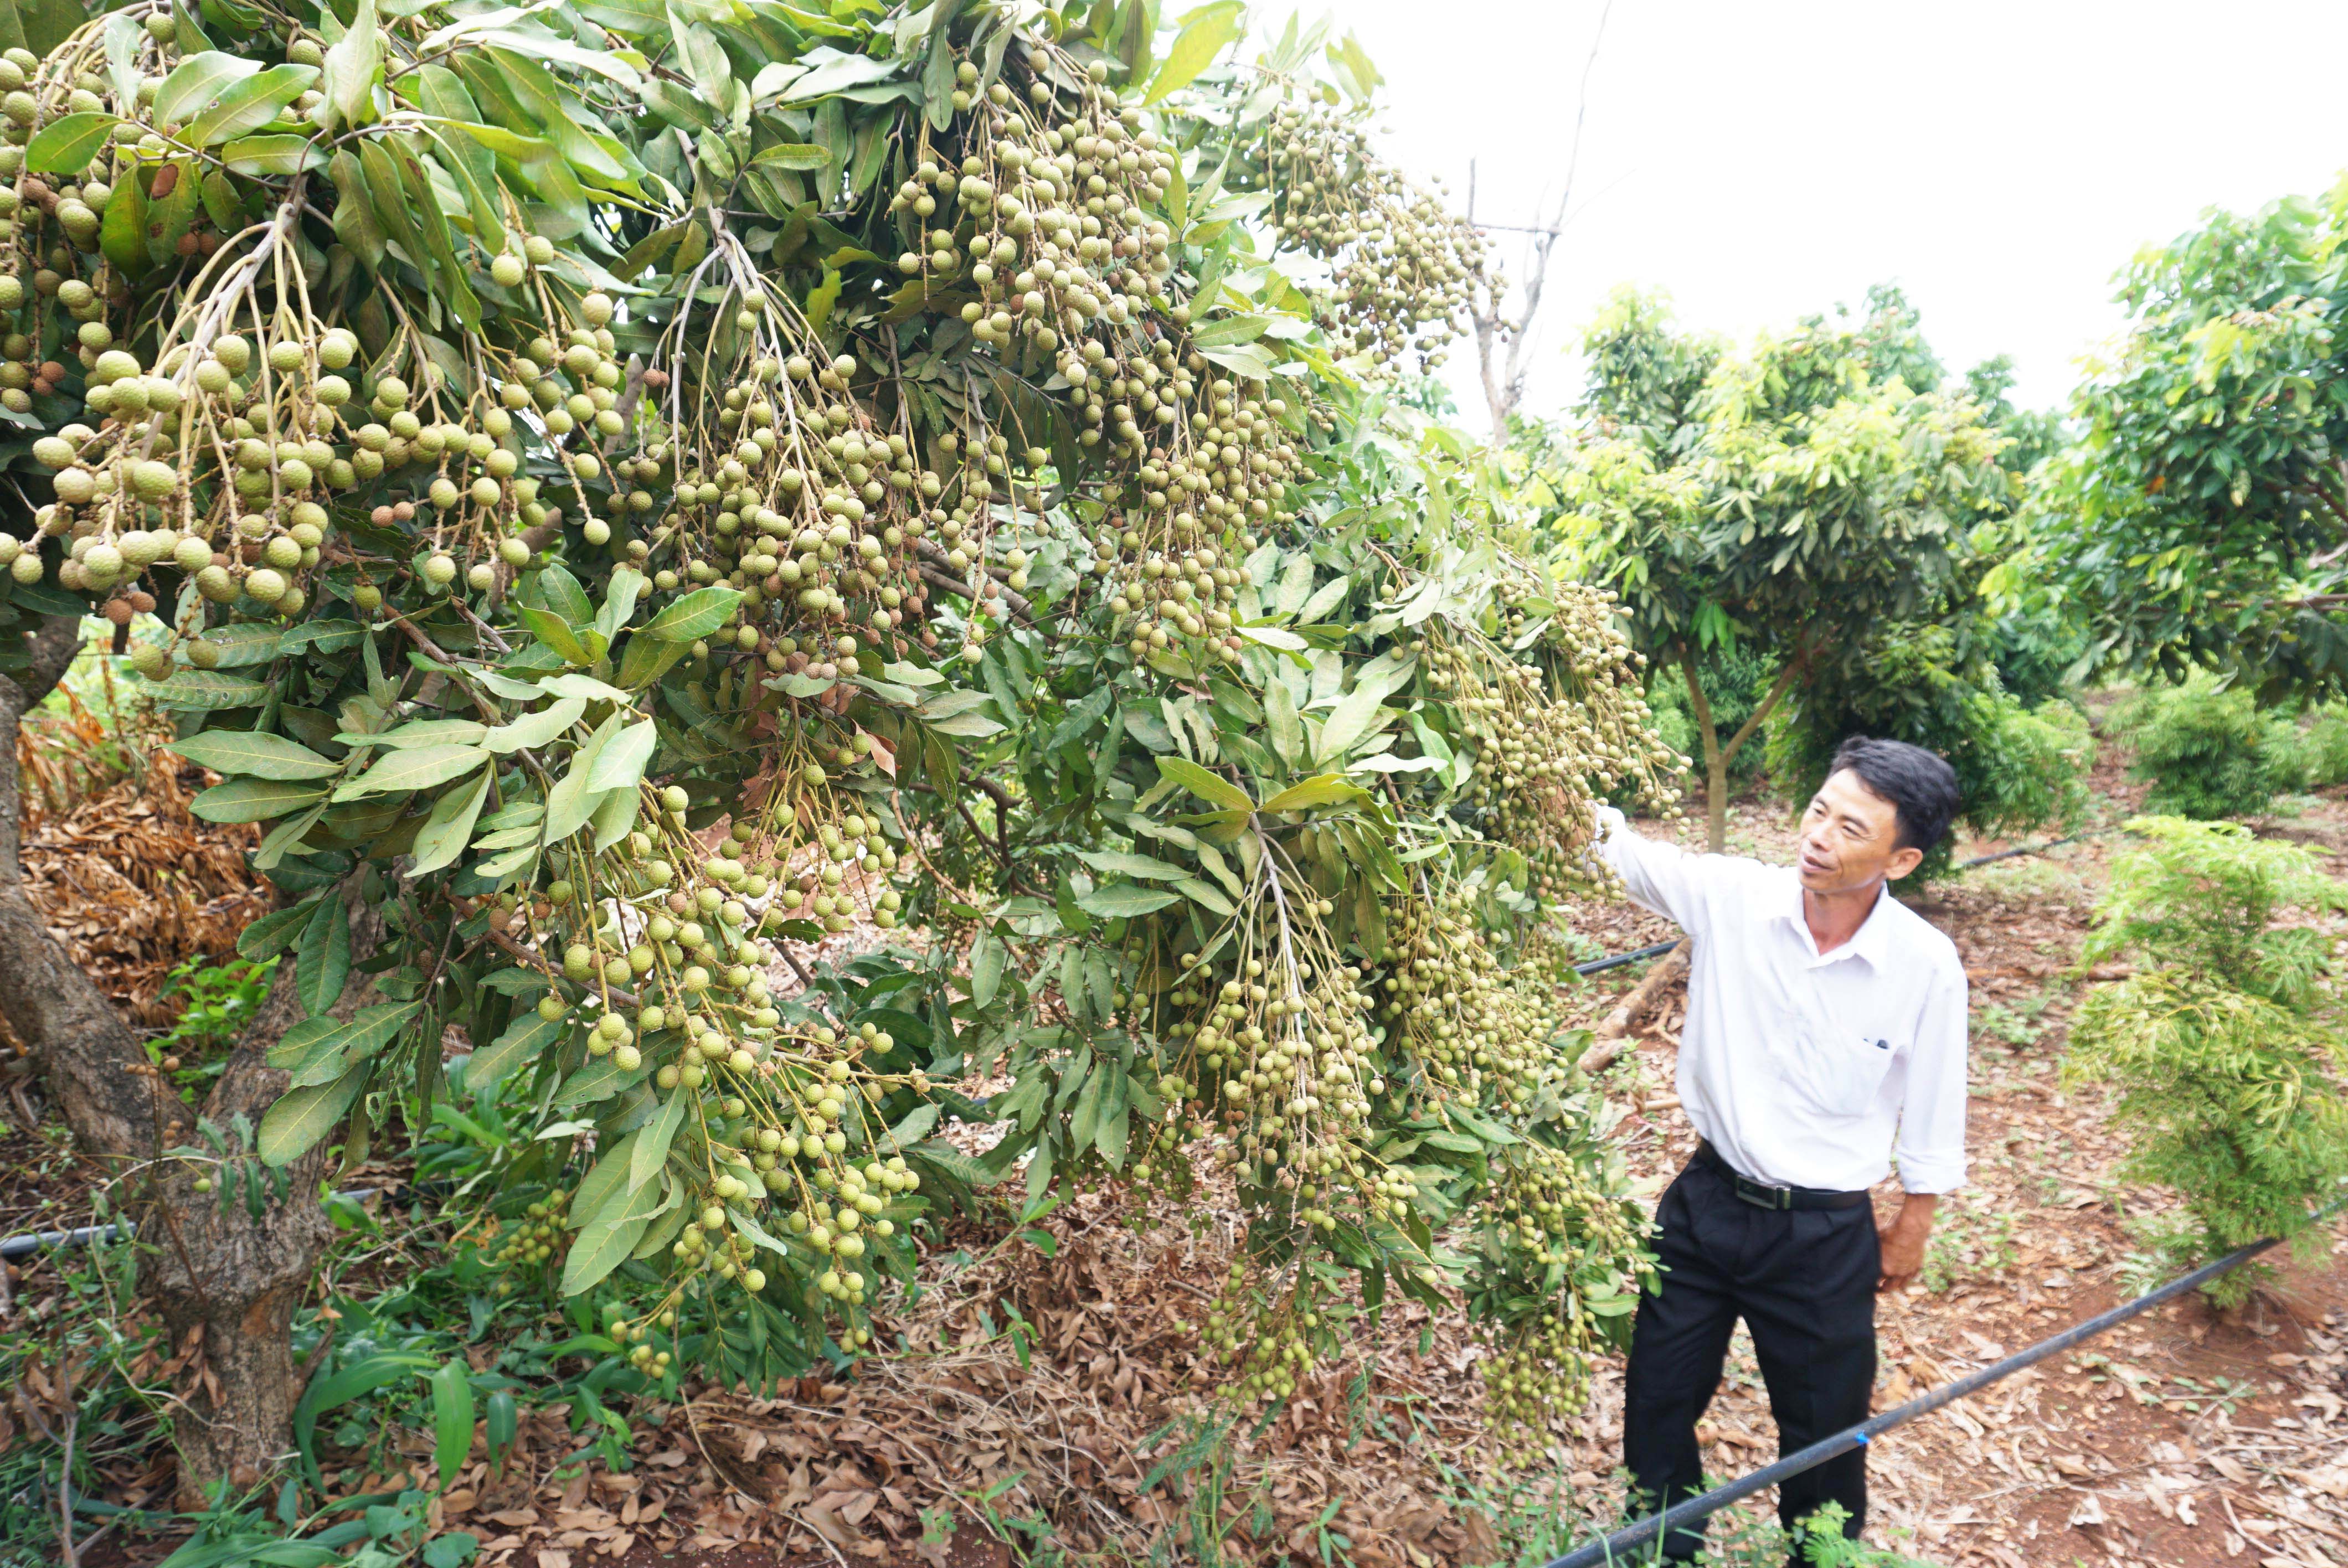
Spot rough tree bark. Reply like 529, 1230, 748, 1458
0, 610, 380, 1506
140, 886, 382, 1507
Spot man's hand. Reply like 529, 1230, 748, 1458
1877, 1193, 1938, 1292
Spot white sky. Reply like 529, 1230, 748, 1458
1318, 0, 2348, 424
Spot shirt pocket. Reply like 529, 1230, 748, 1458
1782, 1017, 1898, 1120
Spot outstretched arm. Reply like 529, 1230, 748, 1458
1593, 804, 1717, 936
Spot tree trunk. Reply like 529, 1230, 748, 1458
0, 617, 172, 1152
1678, 644, 1805, 854
140, 886, 383, 1508
1678, 647, 1729, 853
1, 611, 380, 1507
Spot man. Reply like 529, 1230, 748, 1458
1593, 736, 1969, 1564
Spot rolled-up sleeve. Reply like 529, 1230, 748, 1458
1894, 958, 1970, 1193
1594, 805, 1713, 936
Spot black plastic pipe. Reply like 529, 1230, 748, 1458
1542, 1198, 2345, 1568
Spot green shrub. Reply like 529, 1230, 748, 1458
2268, 702, 2348, 791
2116, 674, 2287, 818
2306, 704, 2348, 786
2063, 817, 2348, 1306
1764, 621, 2094, 878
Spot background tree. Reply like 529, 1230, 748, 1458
1557, 287, 2009, 849
2035, 180, 2348, 699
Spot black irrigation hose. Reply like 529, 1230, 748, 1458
0, 1184, 417, 1261
1543, 1192, 2348, 1568
1950, 833, 2081, 871
1572, 940, 1683, 977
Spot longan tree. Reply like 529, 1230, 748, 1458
0, 0, 1676, 1500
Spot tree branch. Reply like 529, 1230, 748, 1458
1719, 649, 1804, 766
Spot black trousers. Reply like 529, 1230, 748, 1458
1622, 1156, 1880, 1564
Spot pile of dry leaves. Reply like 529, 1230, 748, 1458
0, 753, 266, 1048
368, 1199, 1518, 1568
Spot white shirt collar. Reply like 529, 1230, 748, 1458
1780, 872, 1898, 968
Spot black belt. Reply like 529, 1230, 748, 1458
1693, 1142, 1870, 1211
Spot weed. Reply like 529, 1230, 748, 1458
1919, 1201, 2019, 1293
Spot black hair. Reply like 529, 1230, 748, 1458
1829, 736, 1960, 854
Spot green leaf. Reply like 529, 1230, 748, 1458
99, 156, 147, 274
584, 720, 656, 793
560, 1180, 661, 1294
258, 1062, 369, 1165
268, 1002, 421, 1085
749, 142, 830, 171
192, 777, 331, 824
1144, 4, 1239, 105
408, 768, 492, 875
588, 781, 640, 853
1155, 755, 1254, 812
970, 931, 1005, 1008
595, 566, 646, 640
184, 63, 316, 146
190, 623, 286, 667
253, 803, 327, 873
25, 114, 120, 174
516, 605, 593, 667
1075, 849, 1191, 881
552, 1050, 650, 1108
1237, 623, 1309, 652
543, 713, 619, 842
429, 1360, 473, 1489
320, 0, 382, 131
1075, 883, 1181, 919
169, 730, 340, 781
347, 718, 491, 750
1259, 773, 1369, 813
532, 563, 594, 626
146, 156, 200, 268
925, 710, 1007, 739
332, 744, 488, 801
218, 134, 325, 178
153, 50, 264, 127
1266, 680, 1303, 768
482, 694, 585, 752
1172, 876, 1235, 916
632, 1091, 683, 1190
296, 896, 352, 1015
464, 1008, 562, 1092
150, 669, 271, 711
1315, 684, 1397, 766
640, 586, 742, 642
240, 899, 322, 962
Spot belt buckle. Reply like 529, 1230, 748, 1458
1735, 1175, 1792, 1211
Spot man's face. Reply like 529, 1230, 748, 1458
1796, 768, 1924, 895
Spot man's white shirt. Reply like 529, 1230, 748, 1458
1593, 806, 1969, 1195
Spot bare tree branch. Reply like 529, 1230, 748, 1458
1467, 0, 1614, 440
